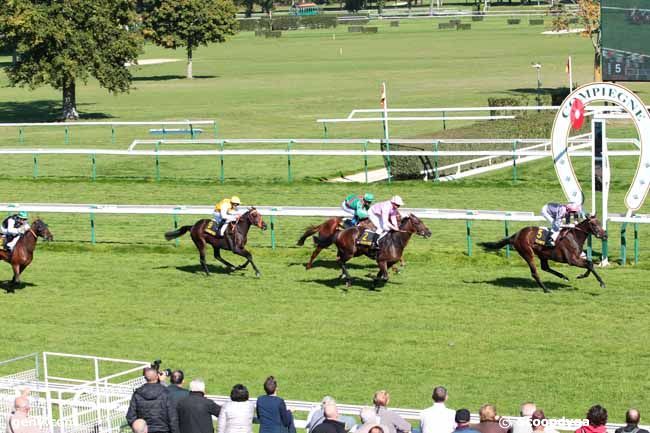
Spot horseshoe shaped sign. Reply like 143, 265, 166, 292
552, 82, 650, 212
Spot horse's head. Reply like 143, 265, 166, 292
32, 218, 54, 241
401, 214, 431, 238
246, 207, 267, 231
578, 214, 607, 240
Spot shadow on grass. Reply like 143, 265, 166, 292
288, 260, 374, 270
1, 280, 36, 293
132, 75, 217, 82
476, 276, 575, 292
152, 263, 239, 275
0, 100, 114, 122
303, 274, 399, 292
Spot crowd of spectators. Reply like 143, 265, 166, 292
117, 371, 649, 433
4, 377, 649, 433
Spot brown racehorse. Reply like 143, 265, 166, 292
334, 214, 431, 288
478, 215, 608, 293
164, 208, 267, 277
0, 219, 53, 292
297, 217, 374, 269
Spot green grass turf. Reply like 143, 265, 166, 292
1, 16, 650, 423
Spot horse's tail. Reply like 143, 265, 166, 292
297, 224, 321, 246
164, 225, 192, 241
478, 235, 515, 251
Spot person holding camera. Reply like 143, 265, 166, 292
126, 367, 179, 433
168, 370, 190, 408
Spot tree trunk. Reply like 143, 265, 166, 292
594, 50, 602, 81
186, 45, 193, 79
62, 79, 79, 120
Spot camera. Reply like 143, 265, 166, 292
149, 359, 172, 380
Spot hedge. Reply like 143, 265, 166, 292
390, 20, 400, 27
362, 26, 378, 33
457, 23, 471, 30
471, 15, 484, 21
239, 15, 337, 32
382, 112, 561, 180
529, 19, 544, 25
438, 23, 456, 29
507, 18, 521, 24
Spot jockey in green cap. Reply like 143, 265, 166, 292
341, 193, 374, 227
1, 211, 30, 251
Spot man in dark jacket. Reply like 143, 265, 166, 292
615, 409, 649, 433
126, 368, 179, 433
312, 403, 346, 433
176, 379, 221, 433
168, 370, 190, 408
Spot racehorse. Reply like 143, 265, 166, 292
478, 215, 608, 293
164, 208, 267, 277
297, 217, 374, 269
334, 214, 431, 288
0, 219, 53, 292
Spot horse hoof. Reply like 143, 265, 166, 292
305, 264, 312, 270
345, 281, 351, 288
600, 283, 606, 288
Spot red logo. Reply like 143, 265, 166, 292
570, 98, 585, 130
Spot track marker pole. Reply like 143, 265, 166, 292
155, 141, 161, 182
504, 216, 510, 258
219, 140, 225, 184
173, 208, 181, 247
634, 223, 639, 265
91, 154, 97, 181
270, 208, 277, 250
363, 141, 369, 184
466, 211, 473, 256
620, 222, 627, 266
32, 154, 38, 179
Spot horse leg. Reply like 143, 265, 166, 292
232, 247, 261, 277
339, 260, 352, 288
306, 245, 325, 270
191, 235, 210, 275
540, 258, 569, 281
573, 258, 606, 288
516, 247, 549, 293
9, 263, 21, 292
214, 248, 237, 272
373, 261, 390, 289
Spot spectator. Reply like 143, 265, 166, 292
177, 379, 221, 433
615, 409, 649, 433
356, 408, 389, 433
126, 367, 179, 433
473, 404, 509, 433
452, 409, 480, 433
217, 384, 255, 433
576, 406, 608, 433
420, 386, 455, 433
256, 376, 293, 433
312, 403, 346, 433
306, 397, 336, 433
512, 403, 536, 433
372, 391, 412, 433
530, 410, 558, 433
358, 425, 389, 433
5, 396, 42, 433
168, 371, 190, 409
133, 420, 149, 433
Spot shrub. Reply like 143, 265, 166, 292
301, 15, 337, 28
238, 18, 259, 31
507, 18, 521, 24
271, 16, 300, 30
471, 15, 484, 21
457, 23, 471, 30
529, 19, 544, 25
348, 25, 364, 32
362, 26, 378, 33
390, 20, 399, 27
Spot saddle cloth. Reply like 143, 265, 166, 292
205, 220, 219, 236
357, 229, 378, 246
0, 236, 5, 250
534, 227, 552, 246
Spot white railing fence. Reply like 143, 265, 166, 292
0, 353, 646, 433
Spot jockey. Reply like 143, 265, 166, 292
368, 195, 403, 246
213, 196, 241, 237
1, 211, 30, 251
541, 201, 582, 246
341, 193, 374, 226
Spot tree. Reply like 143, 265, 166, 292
257, 0, 274, 17
345, 0, 363, 12
143, 0, 238, 79
0, 0, 142, 120
577, 0, 601, 80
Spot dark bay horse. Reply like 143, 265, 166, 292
0, 219, 53, 292
334, 214, 431, 288
164, 208, 267, 277
297, 217, 374, 269
479, 215, 608, 292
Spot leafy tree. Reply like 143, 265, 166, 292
577, 0, 601, 80
345, 0, 363, 12
235, 0, 255, 18
257, 0, 274, 17
0, 0, 142, 120
144, 0, 238, 79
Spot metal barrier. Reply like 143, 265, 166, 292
1, 203, 647, 263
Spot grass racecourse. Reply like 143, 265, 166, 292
2, 17, 650, 422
